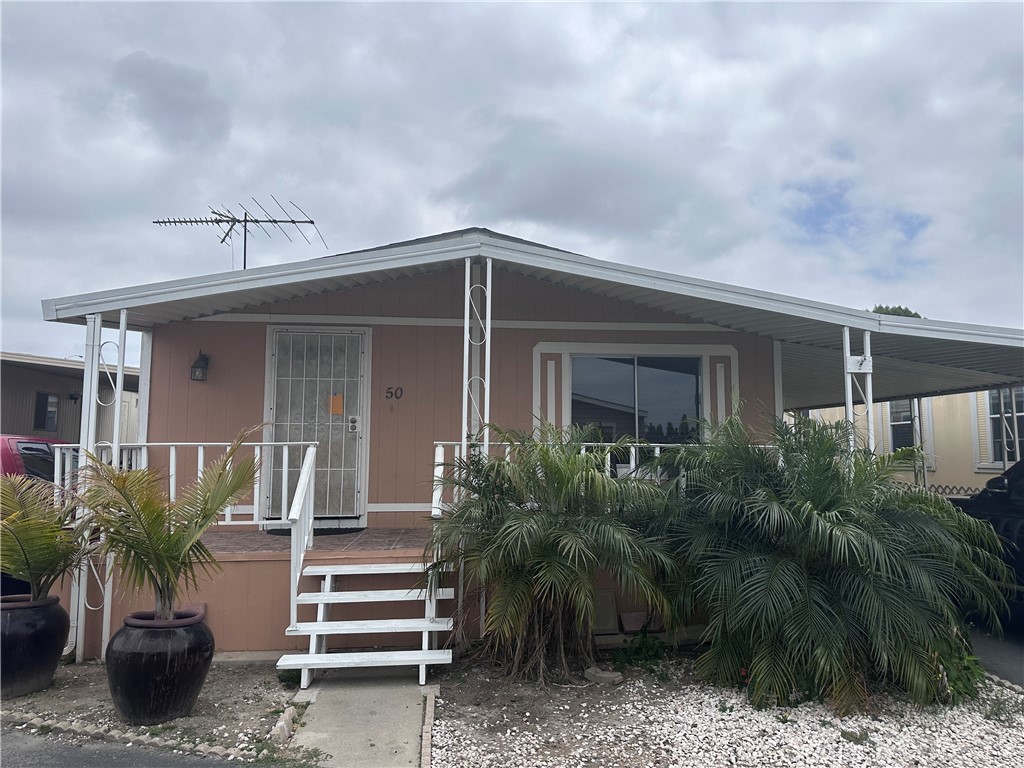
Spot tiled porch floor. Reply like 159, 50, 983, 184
202, 527, 431, 554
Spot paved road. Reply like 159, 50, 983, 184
972, 625, 1024, 686
0, 727, 228, 768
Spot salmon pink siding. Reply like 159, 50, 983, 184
146, 268, 779, 528
148, 322, 267, 443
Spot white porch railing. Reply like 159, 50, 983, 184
287, 445, 318, 630
54, 440, 318, 526
431, 439, 684, 517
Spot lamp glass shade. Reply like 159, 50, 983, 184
190, 352, 209, 382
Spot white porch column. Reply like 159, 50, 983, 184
111, 309, 128, 460
863, 331, 875, 453
842, 326, 875, 453
73, 313, 103, 662
842, 327, 855, 452
460, 256, 493, 457
460, 258, 471, 460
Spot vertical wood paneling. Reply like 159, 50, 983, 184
148, 322, 267, 443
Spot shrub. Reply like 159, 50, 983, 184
1, 475, 93, 601
426, 423, 673, 683
655, 415, 1010, 712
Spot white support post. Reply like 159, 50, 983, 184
470, 261, 481, 443
842, 327, 873, 453
1010, 387, 1021, 466
100, 553, 114, 661
482, 257, 493, 453
842, 327, 855, 453
431, 444, 445, 520
863, 331, 875, 454
998, 389, 1011, 470
74, 314, 103, 663
100, 309, 128, 661
111, 309, 127, 465
912, 398, 929, 487
461, 258, 471, 460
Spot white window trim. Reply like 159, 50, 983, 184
883, 398, 935, 470
531, 342, 739, 435
975, 386, 1024, 472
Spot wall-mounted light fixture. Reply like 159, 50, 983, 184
68, 392, 80, 403
190, 350, 210, 382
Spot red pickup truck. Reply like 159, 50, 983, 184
1, 435, 70, 595
0, 434, 64, 480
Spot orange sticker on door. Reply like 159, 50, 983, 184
330, 392, 344, 416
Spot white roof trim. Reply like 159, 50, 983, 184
42, 239, 480, 323
41, 229, 1022, 353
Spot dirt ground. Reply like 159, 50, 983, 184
1, 659, 299, 759
433, 649, 701, 737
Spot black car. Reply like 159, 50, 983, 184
952, 460, 1024, 624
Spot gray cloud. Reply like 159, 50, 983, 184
110, 51, 230, 150
1, 1, 1021, 363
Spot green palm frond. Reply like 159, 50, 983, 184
654, 413, 1011, 712
426, 422, 674, 682
82, 427, 259, 619
1, 475, 93, 601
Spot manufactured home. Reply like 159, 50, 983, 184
813, 386, 1023, 494
41, 228, 1024, 684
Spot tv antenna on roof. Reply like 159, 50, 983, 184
153, 196, 328, 269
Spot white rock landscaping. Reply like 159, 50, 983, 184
432, 662, 1024, 768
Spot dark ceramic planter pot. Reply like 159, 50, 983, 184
1, 595, 71, 698
105, 609, 215, 725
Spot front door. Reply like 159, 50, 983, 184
268, 329, 367, 526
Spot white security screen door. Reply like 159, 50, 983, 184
270, 330, 366, 521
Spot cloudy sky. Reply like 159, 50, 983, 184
2, 2, 1022, 364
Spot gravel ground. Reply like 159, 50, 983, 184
431, 658, 1024, 768
0, 660, 307, 763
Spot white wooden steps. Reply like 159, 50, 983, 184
277, 561, 452, 688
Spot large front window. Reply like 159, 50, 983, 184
570, 356, 701, 444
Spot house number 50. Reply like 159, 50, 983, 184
385, 386, 404, 400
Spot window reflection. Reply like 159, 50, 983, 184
570, 356, 700, 443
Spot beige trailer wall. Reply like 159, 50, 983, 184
146, 267, 779, 527
815, 390, 1012, 493
1, 363, 139, 443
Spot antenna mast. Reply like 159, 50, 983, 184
154, 197, 328, 269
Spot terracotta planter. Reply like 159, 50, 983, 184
1, 595, 70, 698
105, 608, 215, 725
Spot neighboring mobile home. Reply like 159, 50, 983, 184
41, 228, 1024, 683
814, 386, 1023, 494
0, 351, 140, 445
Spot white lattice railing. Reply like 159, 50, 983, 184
53, 441, 318, 526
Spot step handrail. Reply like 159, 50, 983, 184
287, 445, 318, 629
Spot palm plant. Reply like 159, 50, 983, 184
1, 475, 93, 602
655, 415, 1011, 712
81, 430, 258, 620
426, 423, 674, 683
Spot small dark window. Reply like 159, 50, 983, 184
889, 399, 915, 450
33, 392, 59, 432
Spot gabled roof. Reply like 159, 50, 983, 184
42, 227, 1023, 409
